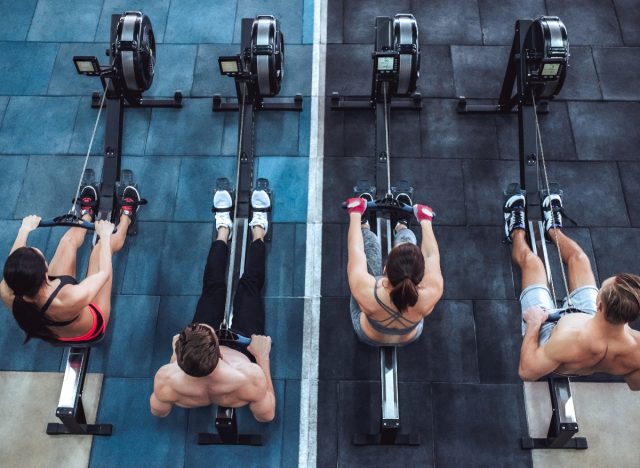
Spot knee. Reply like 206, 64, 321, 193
60, 231, 84, 248
514, 249, 539, 268
568, 250, 591, 267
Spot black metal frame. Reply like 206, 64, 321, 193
331, 16, 421, 202
82, 14, 182, 231
46, 345, 112, 436
333, 15, 422, 447
475, 18, 586, 451
198, 17, 301, 447
522, 376, 588, 450
458, 18, 567, 220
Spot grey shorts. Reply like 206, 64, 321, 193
520, 284, 599, 345
350, 227, 423, 347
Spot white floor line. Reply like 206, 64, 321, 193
298, 0, 327, 466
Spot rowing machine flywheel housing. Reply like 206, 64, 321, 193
112, 11, 156, 102
393, 14, 420, 96
250, 15, 284, 97
524, 16, 569, 101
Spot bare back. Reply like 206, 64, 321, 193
544, 313, 640, 378
152, 346, 265, 410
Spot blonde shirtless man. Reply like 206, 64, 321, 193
150, 189, 275, 422
504, 191, 640, 389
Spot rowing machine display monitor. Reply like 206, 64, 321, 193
372, 14, 420, 99
73, 56, 101, 76
219, 55, 243, 76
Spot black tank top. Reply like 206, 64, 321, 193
39, 275, 81, 327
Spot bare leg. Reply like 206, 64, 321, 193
217, 226, 230, 243
252, 225, 265, 242
85, 214, 131, 326
48, 214, 92, 277
511, 230, 547, 289
547, 228, 596, 291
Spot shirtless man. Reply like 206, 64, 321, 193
504, 191, 640, 389
150, 189, 275, 421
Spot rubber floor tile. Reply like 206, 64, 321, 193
592, 47, 640, 101
27, 0, 103, 42
0, 42, 58, 95
478, 0, 548, 45
235, 0, 304, 44
432, 383, 531, 467
90, 377, 188, 468
96, 0, 171, 43
164, 0, 236, 44
546, 0, 623, 46
569, 101, 640, 161
0, 0, 37, 41
412, 0, 483, 45
0, 97, 80, 155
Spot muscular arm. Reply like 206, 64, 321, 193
347, 213, 375, 307
0, 226, 33, 307
624, 369, 640, 391
59, 240, 112, 317
418, 220, 443, 308
150, 370, 174, 417
247, 356, 276, 423
519, 317, 564, 381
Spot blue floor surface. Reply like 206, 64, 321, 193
0, 1, 310, 466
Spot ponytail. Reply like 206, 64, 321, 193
12, 298, 58, 343
389, 277, 419, 311
385, 243, 425, 312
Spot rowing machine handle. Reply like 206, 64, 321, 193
39, 216, 117, 233
341, 200, 414, 214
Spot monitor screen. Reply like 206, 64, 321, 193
76, 61, 96, 73
378, 57, 395, 71
220, 60, 239, 73
541, 63, 560, 77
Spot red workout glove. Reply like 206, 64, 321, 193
413, 204, 435, 223
346, 197, 367, 215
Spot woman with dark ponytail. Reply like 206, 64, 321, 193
345, 197, 443, 346
1, 184, 142, 344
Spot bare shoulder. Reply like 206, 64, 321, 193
0, 281, 14, 309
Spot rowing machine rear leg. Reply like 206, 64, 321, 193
254, 178, 273, 242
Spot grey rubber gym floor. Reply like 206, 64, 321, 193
319, 0, 640, 466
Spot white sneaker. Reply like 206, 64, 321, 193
249, 190, 270, 233
213, 190, 233, 232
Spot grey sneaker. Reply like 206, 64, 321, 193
503, 193, 526, 241
249, 190, 271, 233
213, 190, 233, 232
542, 193, 563, 236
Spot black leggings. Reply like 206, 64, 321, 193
192, 239, 266, 337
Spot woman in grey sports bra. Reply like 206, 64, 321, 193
345, 197, 443, 346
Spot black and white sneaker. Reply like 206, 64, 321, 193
503, 193, 526, 242
120, 186, 143, 225
542, 192, 563, 238
78, 185, 98, 220
249, 190, 271, 233
213, 190, 233, 232
395, 192, 413, 227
